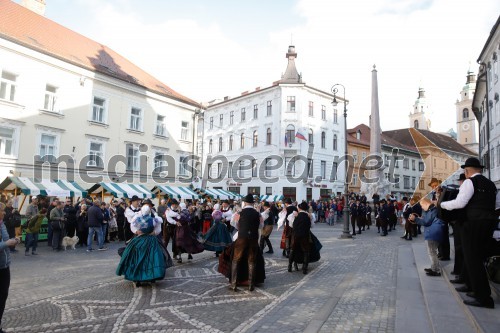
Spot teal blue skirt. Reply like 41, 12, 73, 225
116, 235, 168, 282
203, 221, 233, 252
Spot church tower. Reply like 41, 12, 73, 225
409, 87, 430, 130
456, 70, 478, 153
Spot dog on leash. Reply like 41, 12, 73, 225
62, 235, 79, 250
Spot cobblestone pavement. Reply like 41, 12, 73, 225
4, 223, 409, 333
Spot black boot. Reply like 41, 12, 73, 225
401, 232, 407, 239
294, 262, 299, 271
229, 261, 238, 291
259, 239, 265, 253
288, 251, 294, 272
248, 263, 255, 291
303, 252, 309, 275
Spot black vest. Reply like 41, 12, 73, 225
466, 175, 497, 222
238, 208, 260, 240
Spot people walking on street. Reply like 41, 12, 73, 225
203, 203, 233, 257
24, 208, 46, 256
175, 203, 204, 263
280, 198, 297, 257
87, 199, 107, 252
288, 202, 312, 274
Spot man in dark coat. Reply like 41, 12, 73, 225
379, 199, 389, 236
440, 158, 497, 309
281, 198, 297, 257
63, 199, 77, 238
349, 199, 358, 235
231, 194, 261, 292
288, 202, 312, 274
87, 199, 106, 251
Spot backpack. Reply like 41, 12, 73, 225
11, 211, 22, 228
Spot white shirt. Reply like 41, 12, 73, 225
125, 205, 140, 223
440, 173, 480, 210
165, 208, 181, 225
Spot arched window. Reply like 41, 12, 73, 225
266, 128, 271, 145
240, 133, 245, 149
229, 135, 233, 150
286, 124, 295, 144
253, 131, 258, 147
463, 108, 469, 119
333, 134, 337, 151
414, 120, 419, 129
208, 139, 213, 154
218, 137, 223, 152
308, 128, 314, 143
321, 131, 326, 148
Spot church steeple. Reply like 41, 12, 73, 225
280, 45, 302, 84
409, 86, 430, 130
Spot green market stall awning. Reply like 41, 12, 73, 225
0, 177, 87, 197
260, 195, 284, 202
152, 185, 200, 200
202, 188, 240, 200
87, 182, 154, 199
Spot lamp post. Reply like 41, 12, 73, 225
332, 84, 352, 239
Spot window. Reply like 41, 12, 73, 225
333, 134, 338, 151
88, 141, 104, 167
308, 101, 314, 117
491, 148, 495, 168
352, 174, 358, 186
241, 108, 246, 121
0, 126, 17, 157
361, 152, 367, 162
253, 104, 258, 119
228, 162, 233, 178
229, 135, 233, 150
394, 174, 400, 188
43, 84, 58, 111
285, 125, 295, 144
497, 144, 500, 167
219, 114, 223, 127
494, 54, 498, 82
321, 105, 326, 120
209, 117, 213, 129
230, 111, 234, 125
265, 158, 272, 177
331, 162, 338, 181
287, 96, 296, 112
129, 107, 142, 131
419, 162, 424, 171
252, 159, 257, 177
352, 150, 358, 163
411, 176, 416, 189
321, 132, 326, 148
404, 176, 410, 189
414, 120, 419, 129
0, 71, 17, 102
153, 152, 167, 172
419, 180, 425, 190
433, 158, 436, 168
208, 163, 213, 179
321, 160, 326, 179
91, 97, 106, 123
126, 144, 140, 171
463, 108, 469, 119
181, 121, 189, 140
155, 115, 167, 136
179, 156, 189, 175
266, 128, 271, 145
285, 157, 296, 176
240, 133, 245, 149
403, 158, 409, 169
307, 159, 313, 177
488, 63, 493, 86
218, 137, 223, 152
266, 187, 272, 195
253, 130, 258, 147
333, 109, 338, 124
308, 129, 314, 144
238, 160, 244, 178
208, 139, 213, 154
267, 101, 272, 116
356, 130, 361, 140
496, 100, 500, 125
39, 133, 57, 162
412, 159, 415, 170
217, 162, 222, 178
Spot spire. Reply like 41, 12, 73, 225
466, 69, 476, 84
370, 64, 381, 155
280, 45, 302, 84
418, 87, 426, 99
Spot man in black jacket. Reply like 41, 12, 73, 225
281, 198, 297, 258
63, 199, 77, 238
289, 202, 312, 274
441, 158, 497, 309
86, 199, 106, 252
259, 202, 275, 254
231, 194, 261, 292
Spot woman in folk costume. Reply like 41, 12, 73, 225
203, 203, 233, 257
175, 202, 204, 263
201, 203, 213, 235
116, 205, 172, 287
259, 201, 275, 254
279, 198, 297, 258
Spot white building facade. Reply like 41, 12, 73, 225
456, 70, 479, 153
472, 16, 500, 187
0, 0, 199, 188
199, 46, 346, 201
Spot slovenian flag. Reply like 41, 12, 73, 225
295, 128, 307, 141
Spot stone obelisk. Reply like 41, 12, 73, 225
361, 65, 390, 198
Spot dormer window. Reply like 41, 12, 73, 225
356, 130, 361, 140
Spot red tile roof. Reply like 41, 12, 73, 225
0, 0, 199, 107
347, 123, 419, 153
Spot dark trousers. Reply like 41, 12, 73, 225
47, 221, 53, 246
462, 221, 496, 302
124, 222, 134, 242
233, 238, 258, 264
66, 221, 76, 238
0, 267, 10, 328
77, 228, 88, 247
117, 222, 125, 241
259, 234, 273, 252
350, 215, 357, 234
451, 222, 464, 275
438, 222, 450, 259
51, 225, 65, 250
163, 224, 178, 256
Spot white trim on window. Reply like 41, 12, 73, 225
89, 95, 109, 124
0, 123, 20, 159
87, 138, 106, 168
36, 128, 61, 163
129, 105, 144, 132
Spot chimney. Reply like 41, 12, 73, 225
224, 96, 229, 101
21, 0, 46, 16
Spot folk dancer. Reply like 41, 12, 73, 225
124, 195, 141, 242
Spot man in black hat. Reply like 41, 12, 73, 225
124, 195, 141, 242
165, 199, 181, 260
230, 194, 261, 292
440, 158, 497, 309
379, 199, 389, 236
281, 197, 297, 257
288, 202, 312, 274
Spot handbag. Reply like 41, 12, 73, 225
50, 220, 63, 231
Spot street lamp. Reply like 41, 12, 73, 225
331, 84, 352, 239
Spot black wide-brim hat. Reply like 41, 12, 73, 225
298, 202, 309, 211
170, 199, 179, 205
142, 199, 155, 207
461, 157, 484, 169
457, 173, 466, 181
242, 194, 254, 203
284, 197, 293, 204
130, 195, 141, 202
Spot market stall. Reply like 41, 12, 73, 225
151, 185, 200, 200
86, 182, 154, 201
259, 195, 284, 202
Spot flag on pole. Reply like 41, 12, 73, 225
295, 128, 307, 141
